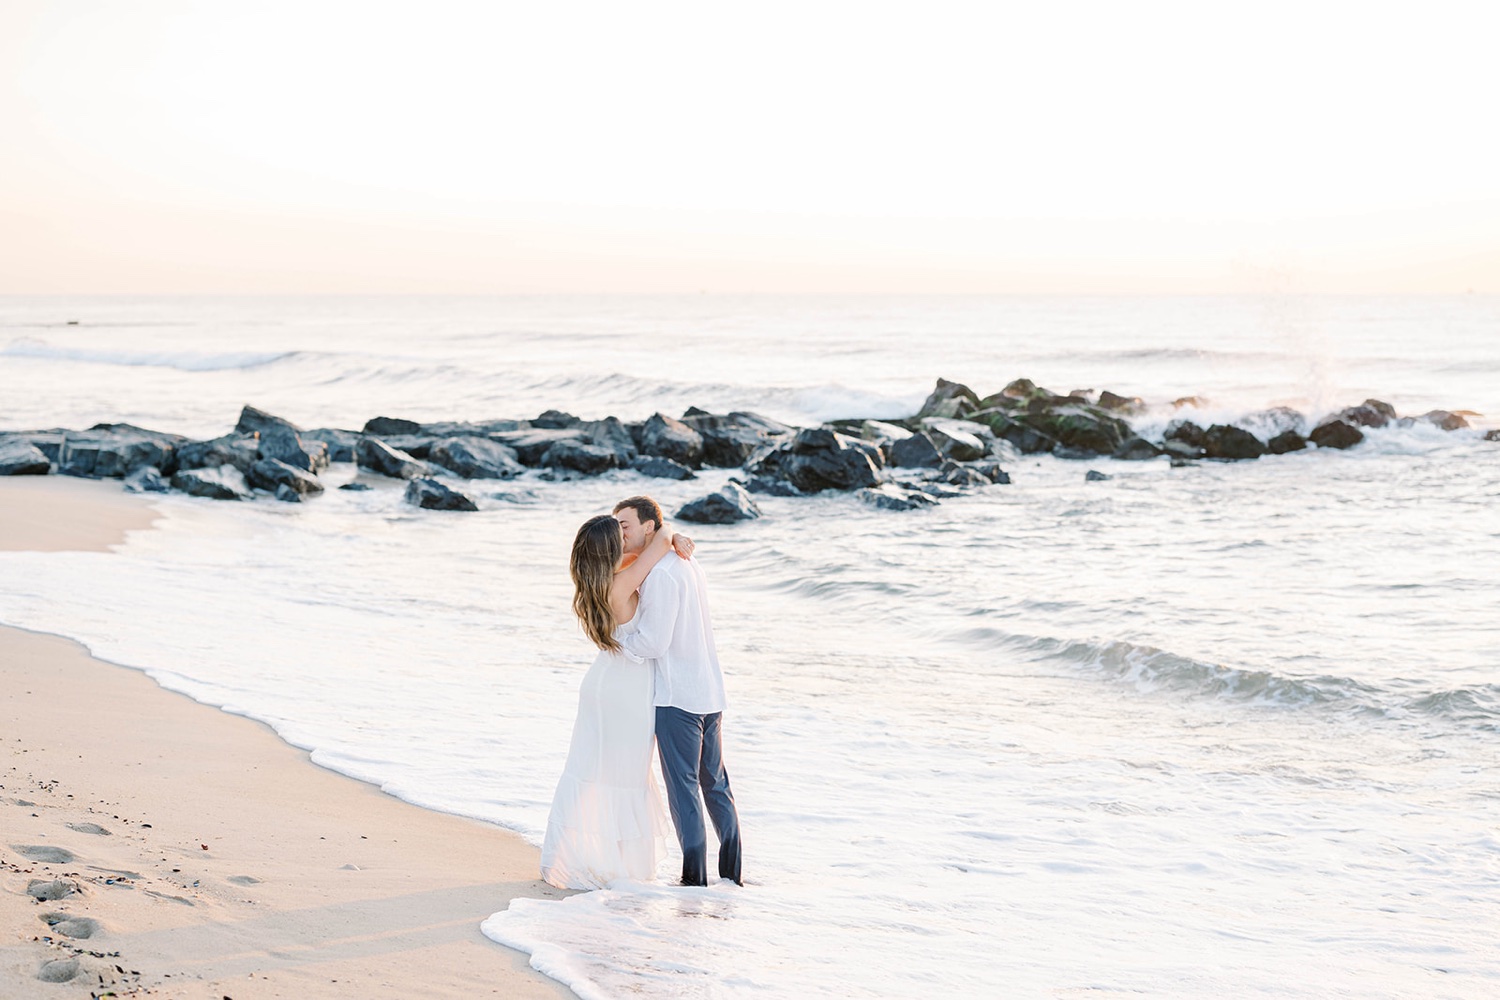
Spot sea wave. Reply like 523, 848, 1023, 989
955, 627, 1500, 728
1013, 632, 1371, 705
2, 339, 301, 372
1039, 347, 1286, 364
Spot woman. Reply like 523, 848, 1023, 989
539, 512, 691, 889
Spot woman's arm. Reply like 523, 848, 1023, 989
611, 522, 675, 599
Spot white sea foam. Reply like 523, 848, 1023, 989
3, 296, 1500, 998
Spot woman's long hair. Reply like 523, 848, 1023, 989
571, 514, 623, 651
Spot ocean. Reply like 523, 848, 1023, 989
2, 295, 1498, 998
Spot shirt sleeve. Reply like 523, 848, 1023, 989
618, 564, 683, 663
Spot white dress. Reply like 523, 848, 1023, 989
540, 606, 670, 889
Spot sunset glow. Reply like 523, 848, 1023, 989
4, 0, 1497, 293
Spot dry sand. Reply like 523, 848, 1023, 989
0, 478, 571, 999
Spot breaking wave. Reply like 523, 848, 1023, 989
2, 339, 301, 372
958, 628, 1500, 728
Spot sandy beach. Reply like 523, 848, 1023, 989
0, 478, 570, 999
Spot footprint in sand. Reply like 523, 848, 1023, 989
65, 822, 111, 836
26, 879, 78, 901
36, 958, 80, 983
38, 912, 101, 939
12, 844, 77, 864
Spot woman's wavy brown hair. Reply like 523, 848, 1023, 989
571, 514, 623, 651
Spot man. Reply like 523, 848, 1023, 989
614, 495, 743, 887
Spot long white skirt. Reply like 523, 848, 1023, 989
540, 645, 669, 889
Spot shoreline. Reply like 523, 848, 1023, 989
0, 478, 570, 998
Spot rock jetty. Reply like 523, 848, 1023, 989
1, 381, 1487, 519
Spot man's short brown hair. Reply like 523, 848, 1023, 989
613, 495, 663, 530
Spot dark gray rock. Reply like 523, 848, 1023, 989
1097, 390, 1144, 413
1203, 425, 1266, 460
542, 439, 627, 474
742, 475, 804, 497
123, 466, 170, 493
1112, 436, 1162, 461
532, 409, 580, 429
428, 437, 524, 479
858, 484, 939, 511
1052, 445, 1094, 461
363, 416, 422, 436
247, 458, 325, 496
754, 428, 883, 492
237, 405, 302, 436
920, 419, 989, 462
973, 379, 1128, 451
0, 439, 50, 475
404, 477, 479, 512
915, 378, 980, 420
888, 432, 943, 469
680, 409, 792, 467
356, 437, 430, 479
1310, 419, 1364, 450
419, 419, 527, 437
1164, 420, 1208, 450
970, 409, 1058, 454
1267, 430, 1307, 454
491, 427, 591, 466
57, 424, 184, 478
4, 429, 67, 463
175, 433, 259, 474
1016, 404, 1132, 456
968, 461, 1012, 485
170, 466, 249, 500
1415, 409, 1469, 431
338, 482, 372, 491
257, 425, 328, 473
677, 482, 761, 523
937, 464, 992, 488
274, 484, 304, 503
378, 434, 435, 459
578, 416, 639, 465
632, 456, 696, 480
911, 481, 967, 499
637, 413, 705, 467
1085, 469, 1111, 482
302, 428, 361, 462
1485, 429, 1500, 442
975, 377, 1059, 412
853, 419, 914, 445
1334, 399, 1396, 429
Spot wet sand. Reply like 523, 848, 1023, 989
0, 477, 571, 998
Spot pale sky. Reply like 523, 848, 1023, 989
2, 0, 1496, 294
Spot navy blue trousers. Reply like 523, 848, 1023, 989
655, 706, 742, 886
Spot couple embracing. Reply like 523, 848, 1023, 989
540, 495, 742, 889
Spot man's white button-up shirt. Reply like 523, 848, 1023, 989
619, 554, 727, 715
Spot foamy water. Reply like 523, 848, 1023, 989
2, 295, 1498, 998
